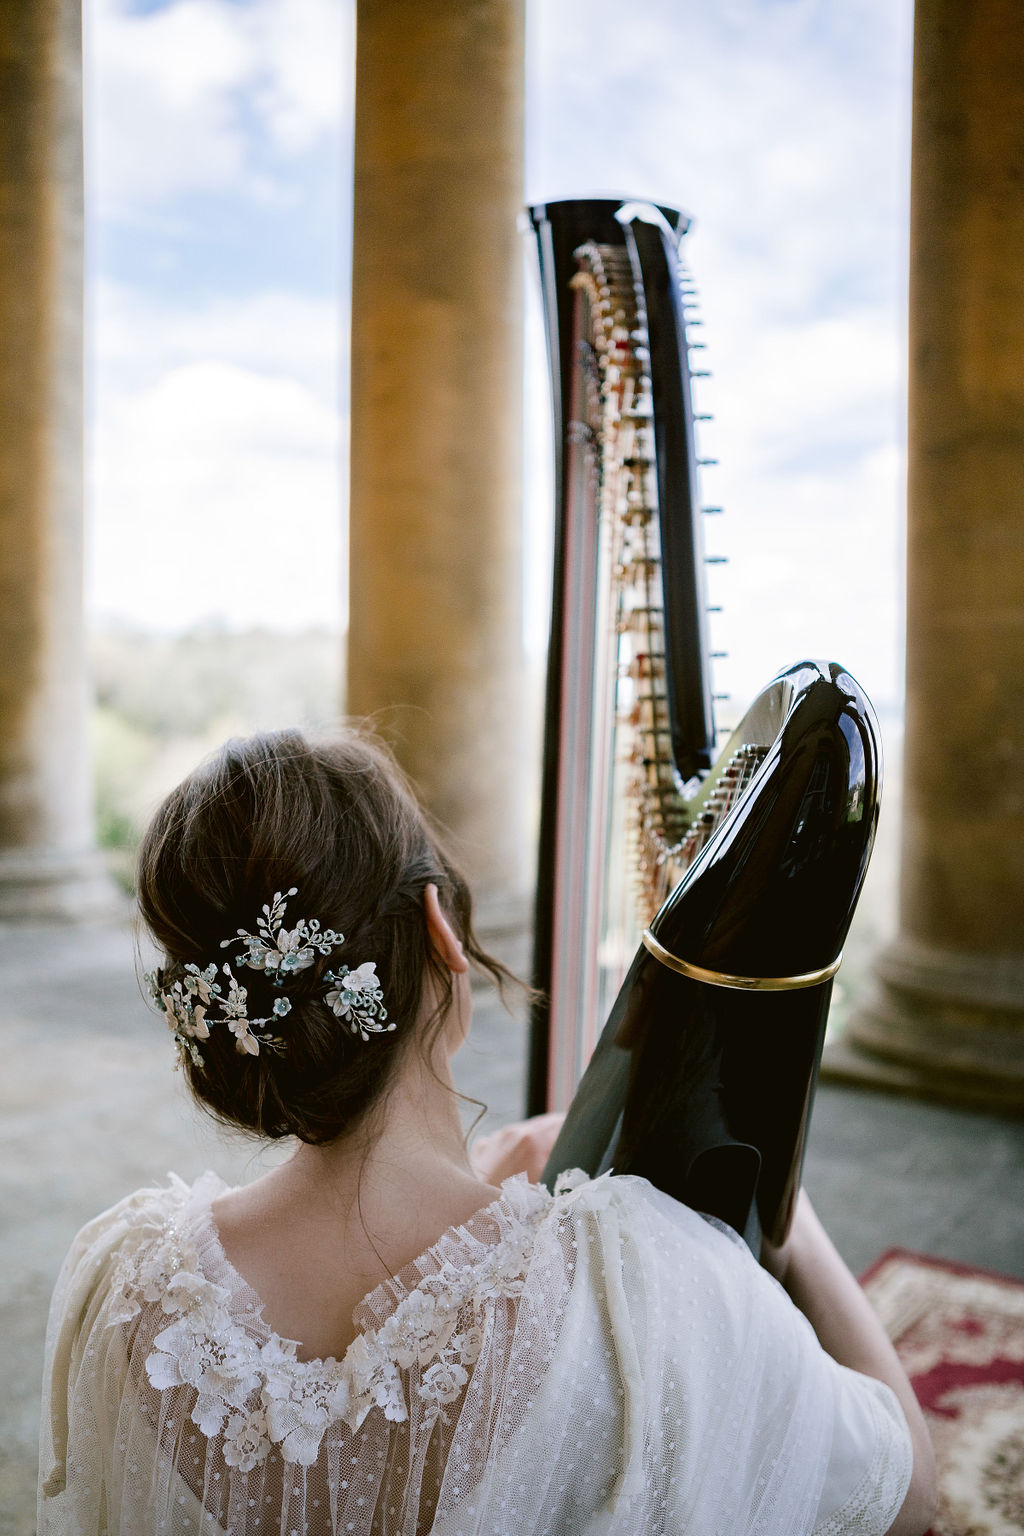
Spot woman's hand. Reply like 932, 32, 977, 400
470, 1113, 566, 1185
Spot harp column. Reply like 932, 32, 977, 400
0, 0, 110, 920
347, 0, 526, 902
845, 0, 1024, 1112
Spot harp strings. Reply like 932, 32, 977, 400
570, 243, 767, 938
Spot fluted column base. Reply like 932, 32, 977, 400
826, 936, 1024, 1116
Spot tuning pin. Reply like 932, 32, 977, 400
701, 505, 723, 514
691, 369, 711, 378
693, 413, 713, 423
710, 650, 728, 659
686, 317, 704, 326
697, 457, 719, 466
705, 554, 728, 565
706, 603, 723, 613
687, 341, 707, 350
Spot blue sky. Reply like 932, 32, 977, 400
86, 0, 913, 713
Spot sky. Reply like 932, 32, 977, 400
86, 0, 914, 714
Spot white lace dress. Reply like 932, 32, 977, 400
38, 1170, 912, 1535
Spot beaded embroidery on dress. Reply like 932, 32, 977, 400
39, 1171, 913, 1536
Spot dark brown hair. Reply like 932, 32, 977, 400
136, 728, 511, 1144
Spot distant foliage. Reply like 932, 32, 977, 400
91, 626, 342, 739
90, 626, 344, 885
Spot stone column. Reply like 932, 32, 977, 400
347, 0, 526, 901
843, 0, 1024, 1112
0, 0, 109, 919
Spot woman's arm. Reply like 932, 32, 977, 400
768, 1193, 937, 1536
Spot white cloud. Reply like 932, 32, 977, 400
251, 0, 353, 155
705, 442, 906, 716
93, 280, 343, 403
88, 0, 253, 207
88, 0, 352, 211
527, 0, 912, 319
89, 360, 345, 632
708, 308, 904, 478
683, 297, 906, 711
88, 279, 346, 637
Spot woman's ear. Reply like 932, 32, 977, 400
423, 883, 470, 973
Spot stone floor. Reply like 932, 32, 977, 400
2, 916, 1023, 1536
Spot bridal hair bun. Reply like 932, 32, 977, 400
136, 728, 509, 1145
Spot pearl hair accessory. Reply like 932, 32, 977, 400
145, 888, 391, 1067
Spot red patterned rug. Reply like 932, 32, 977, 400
861, 1250, 1024, 1536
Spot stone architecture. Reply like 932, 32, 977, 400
842, 0, 1024, 1113
1, 0, 1021, 1119
0, 0, 110, 919
347, 0, 527, 901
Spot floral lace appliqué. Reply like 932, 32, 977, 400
108, 1177, 557, 1469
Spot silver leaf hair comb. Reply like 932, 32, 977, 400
146, 889, 390, 1067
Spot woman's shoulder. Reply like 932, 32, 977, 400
549, 1167, 753, 1259
539, 1170, 783, 1337
53, 1171, 231, 1321
65, 1169, 227, 1254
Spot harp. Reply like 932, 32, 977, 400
528, 197, 881, 1250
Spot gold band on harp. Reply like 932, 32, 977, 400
641, 929, 843, 992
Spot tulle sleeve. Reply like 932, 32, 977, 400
811, 1360, 915, 1535
37, 1179, 207, 1535
453, 1174, 913, 1536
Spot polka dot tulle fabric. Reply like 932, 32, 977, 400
38, 1170, 911, 1534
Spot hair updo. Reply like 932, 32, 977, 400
136, 728, 510, 1144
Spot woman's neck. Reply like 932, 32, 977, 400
287, 1041, 496, 1220
209, 1035, 501, 1359
223, 1012, 497, 1282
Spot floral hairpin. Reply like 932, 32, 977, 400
146, 961, 287, 1067
145, 888, 391, 1067
324, 962, 391, 1042
221, 887, 344, 977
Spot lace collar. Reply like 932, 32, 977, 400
107, 1169, 567, 1470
